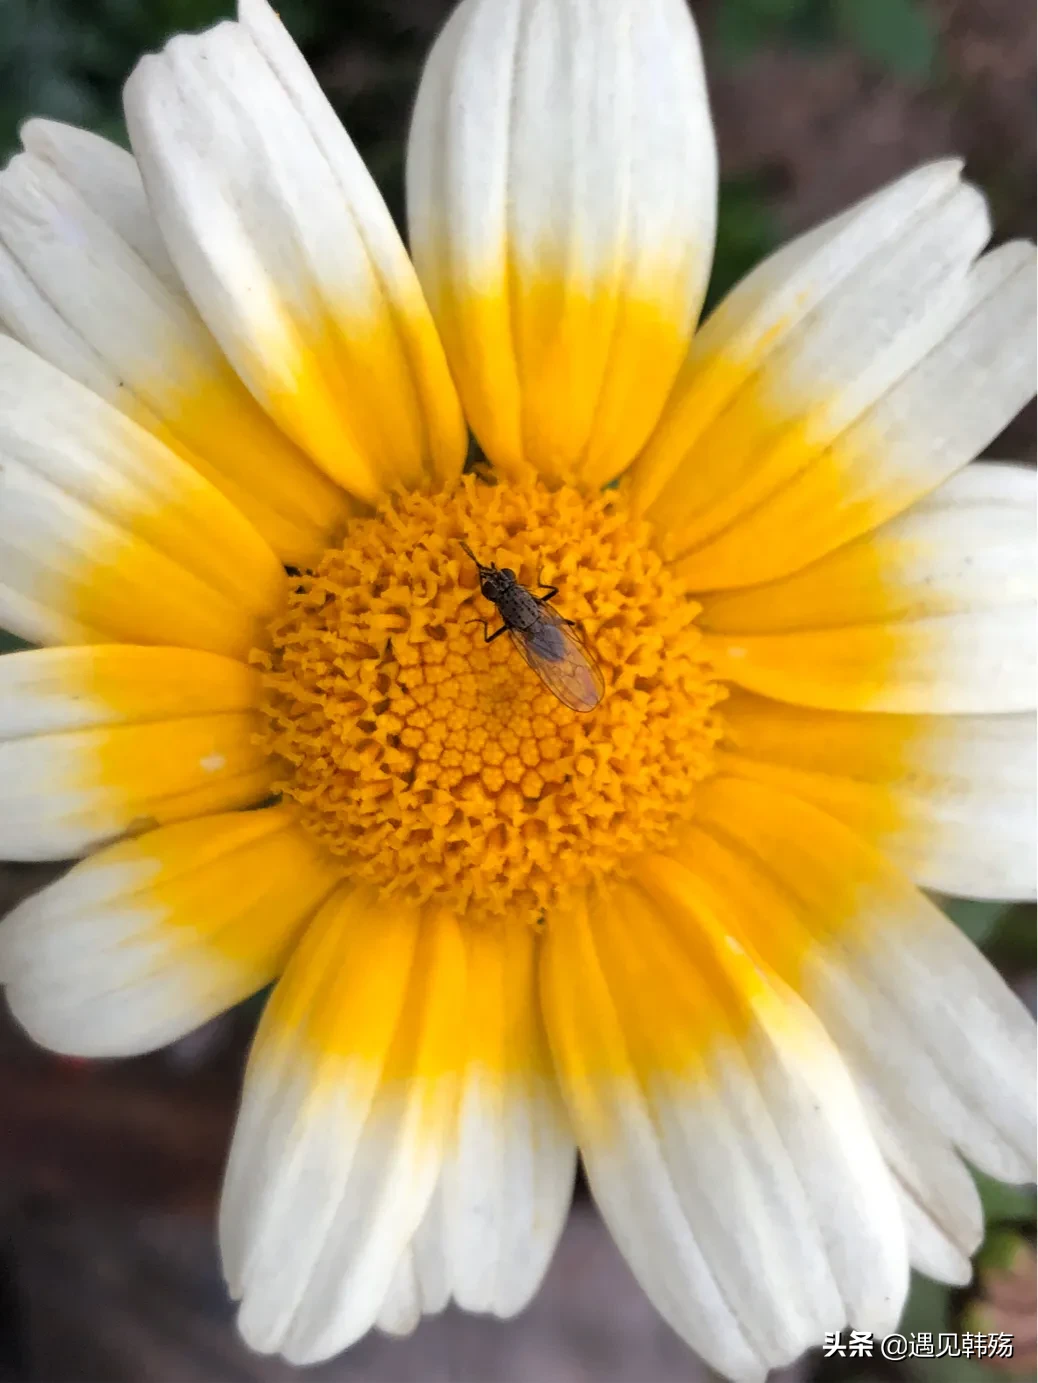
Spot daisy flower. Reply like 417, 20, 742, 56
0, 1, 1035, 1377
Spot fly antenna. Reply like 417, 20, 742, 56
458, 540, 481, 568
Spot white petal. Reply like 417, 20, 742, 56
374, 1252, 423, 1337
862, 1087, 982, 1286
0, 126, 348, 564
542, 881, 908, 1382
702, 462, 1037, 715
0, 237, 113, 398
20, 117, 182, 289
693, 777, 1037, 1185
220, 893, 465, 1365
0, 581, 100, 648
407, 0, 717, 487
0, 807, 338, 1055
124, 2, 465, 504
407, 921, 575, 1319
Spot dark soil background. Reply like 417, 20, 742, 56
0, 2, 1034, 1381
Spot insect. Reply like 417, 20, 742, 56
459, 542, 605, 713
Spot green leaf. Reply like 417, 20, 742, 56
895, 1275, 991, 1383
714, 1, 773, 63
834, 0, 937, 79
714, 0, 821, 63
0, 629, 31, 654
973, 1169, 1037, 1226
912, 1357, 993, 1383
898, 1270, 952, 1337
704, 176, 782, 313
939, 897, 1013, 948
744, 0, 813, 17
976, 1226, 1034, 1274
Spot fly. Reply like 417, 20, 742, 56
459, 542, 605, 713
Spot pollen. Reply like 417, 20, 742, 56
254, 477, 726, 925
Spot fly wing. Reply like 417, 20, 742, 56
509, 606, 605, 713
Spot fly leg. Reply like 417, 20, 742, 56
534, 578, 581, 630
533, 569, 560, 605
467, 617, 509, 643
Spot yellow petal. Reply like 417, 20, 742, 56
0, 644, 274, 858
698, 463, 1036, 713
718, 688, 1035, 901
0, 643, 261, 735
0, 338, 284, 657
627, 165, 1035, 588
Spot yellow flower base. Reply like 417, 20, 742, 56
257, 476, 725, 923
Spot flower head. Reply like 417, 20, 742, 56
0, 1, 1035, 1378
257, 476, 724, 920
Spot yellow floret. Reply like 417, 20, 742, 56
256, 476, 725, 925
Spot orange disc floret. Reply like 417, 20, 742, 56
255, 476, 725, 924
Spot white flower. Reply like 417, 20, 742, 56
0, 2, 1034, 1379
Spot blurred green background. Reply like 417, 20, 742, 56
0, 1, 1034, 1381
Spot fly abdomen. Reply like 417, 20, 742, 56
526, 621, 569, 661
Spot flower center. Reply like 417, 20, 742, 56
255, 477, 725, 925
